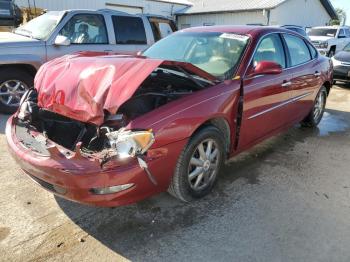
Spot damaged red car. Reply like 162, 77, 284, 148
6, 26, 333, 207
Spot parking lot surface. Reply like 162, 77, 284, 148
1, 85, 350, 262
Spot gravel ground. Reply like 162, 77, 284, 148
1, 85, 350, 262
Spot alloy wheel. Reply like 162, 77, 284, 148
0, 80, 28, 107
188, 138, 220, 191
313, 90, 326, 122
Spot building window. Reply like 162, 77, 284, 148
203, 23, 215, 26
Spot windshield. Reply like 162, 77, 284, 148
14, 11, 65, 40
143, 32, 249, 80
308, 28, 337, 37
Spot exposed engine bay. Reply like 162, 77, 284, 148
16, 67, 213, 160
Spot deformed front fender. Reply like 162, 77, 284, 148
127, 79, 241, 150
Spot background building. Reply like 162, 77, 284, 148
14, 0, 191, 17
15, 0, 338, 28
176, 0, 338, 29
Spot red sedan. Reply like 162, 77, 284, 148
6, 26, 333, 207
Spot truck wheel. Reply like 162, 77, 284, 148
168, 126, 225, 202
0, 68, 33, 114
301, 86, 327, 127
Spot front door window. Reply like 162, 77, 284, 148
59, 14, 108, 44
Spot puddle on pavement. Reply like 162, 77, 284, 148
317, 112, 349, 136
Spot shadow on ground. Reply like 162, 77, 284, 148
53, 109, 348, 259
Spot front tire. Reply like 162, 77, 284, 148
0, 68, 33, 114
168, 126, 225, 202
301, 86, 327, 127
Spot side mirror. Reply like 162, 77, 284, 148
250, 61, 282, 76
54, 35, 71, 46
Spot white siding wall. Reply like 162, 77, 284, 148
177, 11, 267, 29
14, 0, 188, 18
270, 0, 332, 26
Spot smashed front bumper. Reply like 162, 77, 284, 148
6, 116, 185, 207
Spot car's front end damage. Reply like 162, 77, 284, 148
6, 52, 219, 206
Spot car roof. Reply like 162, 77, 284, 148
181, 25, 296, 37
49, 9, 171, 19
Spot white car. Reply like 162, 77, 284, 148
308, 26, 350, 57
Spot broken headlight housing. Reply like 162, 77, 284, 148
104, 128, 155, 159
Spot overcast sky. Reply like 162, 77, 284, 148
331, 0, 350, 25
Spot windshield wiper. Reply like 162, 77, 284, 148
173, 65, 219, 88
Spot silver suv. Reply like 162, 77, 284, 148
0, 9, 177, 113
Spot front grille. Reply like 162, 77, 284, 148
29, 175, 67, 195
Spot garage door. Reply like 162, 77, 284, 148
105, 3, 143, 14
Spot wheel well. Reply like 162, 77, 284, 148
0, 64, 37, 77
323, 81, 331, 95
192, 118, 231, 155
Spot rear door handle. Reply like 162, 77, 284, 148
281, 81, 292, 87
314, 71, 321, 77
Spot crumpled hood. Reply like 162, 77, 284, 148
35, 52, 216, 125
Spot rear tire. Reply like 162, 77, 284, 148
301, 86, 327, 127
168, 126, 225, 202
0, 68, 33, 114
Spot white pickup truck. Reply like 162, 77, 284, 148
0, 9, 177, 113
308, 26, 350, 57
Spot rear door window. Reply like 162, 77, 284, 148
283, 34, 311, 66
253, 34, 286, 68
112, 16, 147, 45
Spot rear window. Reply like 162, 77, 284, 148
112, 16, 147, 45
284, 34, 311, 66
